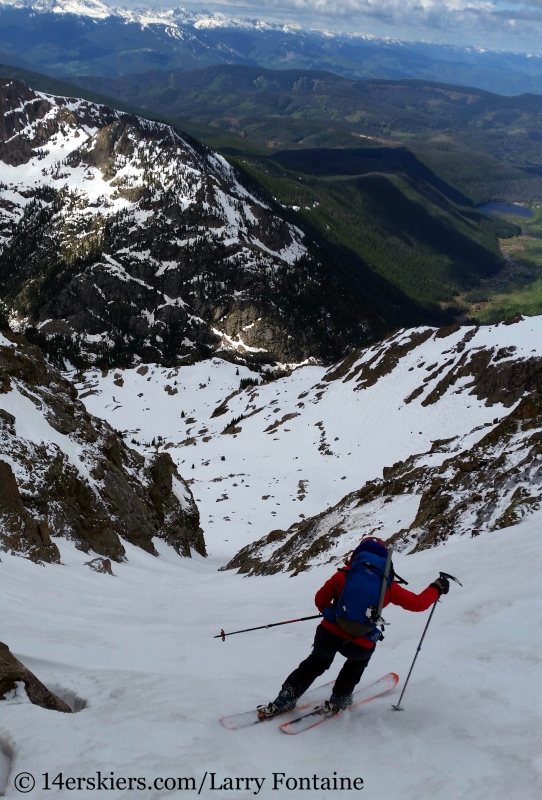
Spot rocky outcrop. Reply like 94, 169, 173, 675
0, 78, 118, 167
0, 459, 61, 564
324, 323, 542, 407
419, 346, 542, 407
146, 452, 203, 556
324, 328, 434, 388
0, 642, 71, 713
397, 390, 542, 552
224, 386, 542, 576
216, 319, 542, 575
0, 332, 206, 563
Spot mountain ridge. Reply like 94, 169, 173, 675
72, 315, 542, 564
1, 77, 390, 368
1, 0, 542, 95
220, 317, 542, 574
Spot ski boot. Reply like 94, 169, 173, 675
257, 684, 296, 720
322, 692, 353, 715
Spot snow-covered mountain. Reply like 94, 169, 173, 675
0, 0, 303, 31
1, 5, 541, 792
1, 324, 542, 798
0, 0, 537, 52
4, 311, 540, 570
228, 359, 542, 575
0, 78, 371, 366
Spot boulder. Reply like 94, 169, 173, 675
0, 642, 71, 713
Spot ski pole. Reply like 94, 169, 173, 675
392, 571, 462, 711
215, 614, 322, 641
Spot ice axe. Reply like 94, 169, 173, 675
392, 572, 462, 711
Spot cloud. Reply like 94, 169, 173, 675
183, 0, 542, 50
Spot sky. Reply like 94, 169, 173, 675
1, 0, 540, 52
174, 0, 542, 52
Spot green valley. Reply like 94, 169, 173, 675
457, 206, 542, 323
231, 148, 518, 313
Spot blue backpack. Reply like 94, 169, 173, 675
323, 548, 392, 643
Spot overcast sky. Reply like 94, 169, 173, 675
169, 0, 541, 52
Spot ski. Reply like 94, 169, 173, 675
279, 672, 399, 735
220, 681, 335, 730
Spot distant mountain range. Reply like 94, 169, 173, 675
1, 0, 542, 95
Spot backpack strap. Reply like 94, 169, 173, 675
391, 568, 408, 585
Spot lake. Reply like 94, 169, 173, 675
478, 202, 533, 218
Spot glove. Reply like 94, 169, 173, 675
430, 576, 449, 596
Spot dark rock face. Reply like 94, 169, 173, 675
0, 79, 376, 369
0, 642, 71, 713
0, 459, 60, 564
0, 78, 118, 167
85, 556, 114, 574
419, 347, 542, 408
0, 333, 205, 563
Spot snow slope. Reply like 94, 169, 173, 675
77, 317, 542, 562
1, 318, 542, 797
0, 81, 304, 269
0, 518, 541, 799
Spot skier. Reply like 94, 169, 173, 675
258, 536, 449, 718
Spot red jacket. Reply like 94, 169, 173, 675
315, 567, 439, 649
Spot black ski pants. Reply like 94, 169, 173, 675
284, 624, 375, 699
